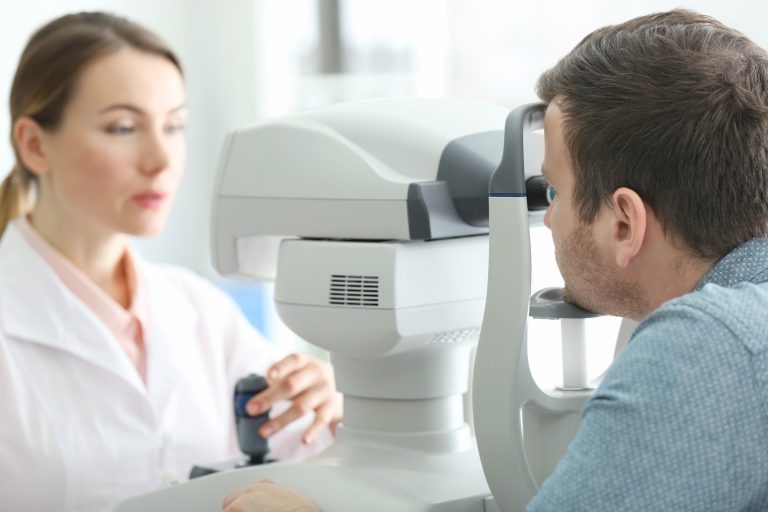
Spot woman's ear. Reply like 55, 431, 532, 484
610, 187, 647, 268
13, 117, 51, 176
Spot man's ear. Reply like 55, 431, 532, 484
13, 117, 51, 176
610, 187, 647, 268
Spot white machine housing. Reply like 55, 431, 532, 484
212, 98, 544, 279
116, 99, 589, 512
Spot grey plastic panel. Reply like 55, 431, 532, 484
490, 103, 546, 195
436, 130, 505, 227
406, 182, 488, 240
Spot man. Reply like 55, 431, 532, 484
223, 9, 768, 511
526, 9, 768, 510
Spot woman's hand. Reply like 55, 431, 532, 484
222, 480, 322, 512
246, 353, 343, 444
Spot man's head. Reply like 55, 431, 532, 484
537, 9, 768, 318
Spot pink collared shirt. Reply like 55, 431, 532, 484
15, 216, 147, 383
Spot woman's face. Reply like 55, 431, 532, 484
39, 47, 186, 237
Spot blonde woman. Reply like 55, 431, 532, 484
0, 12, 341, 512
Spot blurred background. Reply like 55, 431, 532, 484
1, 0, 762, 386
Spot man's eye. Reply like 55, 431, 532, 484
546, 185, 557, 204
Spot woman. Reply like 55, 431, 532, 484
0, 12, 341, 512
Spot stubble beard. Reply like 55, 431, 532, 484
557, 221, 649, 320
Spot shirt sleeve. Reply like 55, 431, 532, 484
526, 301, 767, 511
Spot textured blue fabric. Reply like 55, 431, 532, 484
527, 238, 768, 511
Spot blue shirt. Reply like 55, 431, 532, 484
528, 238, 768, 511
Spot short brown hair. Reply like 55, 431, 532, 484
0, 12, 182, 238
537, 9, 768, 260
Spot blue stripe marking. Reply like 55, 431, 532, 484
489, 193, 527, 197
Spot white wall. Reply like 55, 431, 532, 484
447, 0, 768, 106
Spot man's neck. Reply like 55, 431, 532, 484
635, 250, 716, 320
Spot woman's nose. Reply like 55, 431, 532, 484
140, 130, 171, 175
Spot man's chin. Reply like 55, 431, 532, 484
562, 286, 600, 314
562, 286, 584, 308
563, 284, 647, 320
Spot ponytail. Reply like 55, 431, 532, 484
0, 165, 32, 239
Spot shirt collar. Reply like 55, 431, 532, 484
695, 237, 768, 291
13, 216, 147, 341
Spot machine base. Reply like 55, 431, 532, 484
116, 439, 492, 512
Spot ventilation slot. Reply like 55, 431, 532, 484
425, 328, 481, 345
329, 275, 380, 307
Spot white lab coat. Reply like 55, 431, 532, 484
0, 223, 324, 512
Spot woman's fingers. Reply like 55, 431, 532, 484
246, 357, 321, 415
301, 394, 343, 444
267, 353, 307, 382
242, 354, 342, 442
259, 383, 329, 438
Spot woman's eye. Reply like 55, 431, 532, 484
546, 185, 557, 204
165, 123, 186, 135
108, 124, 134, 135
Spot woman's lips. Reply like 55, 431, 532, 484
131, 191, 166, 210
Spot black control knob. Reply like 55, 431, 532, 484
234, 374, 271, 464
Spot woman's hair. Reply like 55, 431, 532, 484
0, 12, 183, 238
